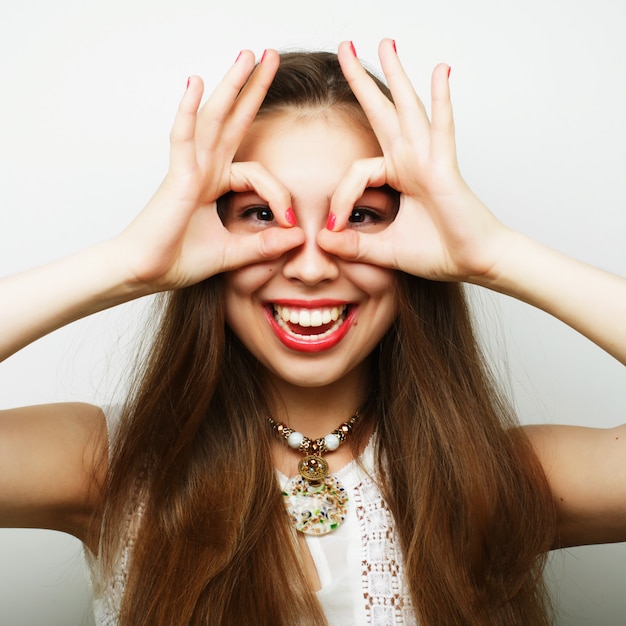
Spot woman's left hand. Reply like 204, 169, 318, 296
317, 39, 509, 284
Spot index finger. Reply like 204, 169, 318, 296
228, 161, 296, 228
195, 49, 280, 152
328, 156, 387, 231
376, 38, 432, 143
336, 41, 400, 152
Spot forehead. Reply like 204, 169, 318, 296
234, 111, 382, 187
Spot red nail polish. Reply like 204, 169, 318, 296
448, 66, 452, 78
392, 40, 397, 53
326, 212, 336, 231
260, 49, 267, 63
285, 207, 296, 226
235, 51, 242, 64
186, 77, 190, 90
349, 41, 357, 57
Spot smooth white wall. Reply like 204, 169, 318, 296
1, 0, 625, 624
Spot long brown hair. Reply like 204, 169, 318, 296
97, 52, 556, 625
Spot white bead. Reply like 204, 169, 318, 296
324, 433, 340, 451
287, 431, 304, 449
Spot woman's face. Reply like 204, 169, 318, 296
222, 111, 398, 390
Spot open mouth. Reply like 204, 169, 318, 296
272, 304, 349, 341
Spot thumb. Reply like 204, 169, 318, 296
222, 226, 305, 271
316, 228, 362, 262
317, 228, 396, 269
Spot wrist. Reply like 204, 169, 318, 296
461, 224, 522, 290
97, 238, 161, 300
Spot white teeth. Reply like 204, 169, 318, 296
273, 304, 347, 338
310, 310, 323, 326
299, 309, 311, 327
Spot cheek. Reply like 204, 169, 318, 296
224, 263, 279, 346
343, 264, 397, 300
224, 262, 279, 296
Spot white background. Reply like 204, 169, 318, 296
1, 0, 625, 624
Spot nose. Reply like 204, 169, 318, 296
281, 221, 339, 285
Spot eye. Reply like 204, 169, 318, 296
241, 206, 275, 223
348, 207, 380, 225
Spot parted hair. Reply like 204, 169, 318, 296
96, 52, 557, 626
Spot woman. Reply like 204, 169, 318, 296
1, 39, 625, 625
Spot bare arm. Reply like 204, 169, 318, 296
0, 243, 148, 363
525, 423, 626, 547
476, 231, 626, 365
0, 403, 107, 549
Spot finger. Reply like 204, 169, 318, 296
193, 49, 259, 148
430, 63, 457, 165
317, 228, 361, 261
223, 49, 281, 145
336, 41, 400, 152
229, 161, 295, 227
168, 76, 205, 176
327, 157, 387, 231
317, 228, 396, 269
197, 49, 280, 153
377, 38, 431, 145
223, 225, 305, 271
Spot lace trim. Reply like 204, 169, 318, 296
354, 472, 416, 625
89, 484, 145, 626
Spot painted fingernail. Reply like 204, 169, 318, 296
326, 212, 336, 231
186, 76, 191, 90
448, 66, 452, 78
392, 40, 397, 53
235, 51, 242, 64
285, 207, 296, 226
260, 49, 267, 63
349, 41, 357, 57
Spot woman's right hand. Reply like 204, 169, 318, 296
112, 49, 304, 294
1, 49, 306, 361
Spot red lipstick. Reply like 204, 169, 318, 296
265, 302, 356, 353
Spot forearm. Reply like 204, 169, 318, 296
475, 229, 626, 364
0, 240, 152, 362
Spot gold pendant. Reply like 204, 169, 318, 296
298, 454, 329, 481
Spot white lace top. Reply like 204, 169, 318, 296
89, 411, 416, 625
276, 442, 415, 624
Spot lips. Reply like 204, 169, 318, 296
266, 302, 354, 352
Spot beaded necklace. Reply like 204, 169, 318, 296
267, 412, 359, 535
